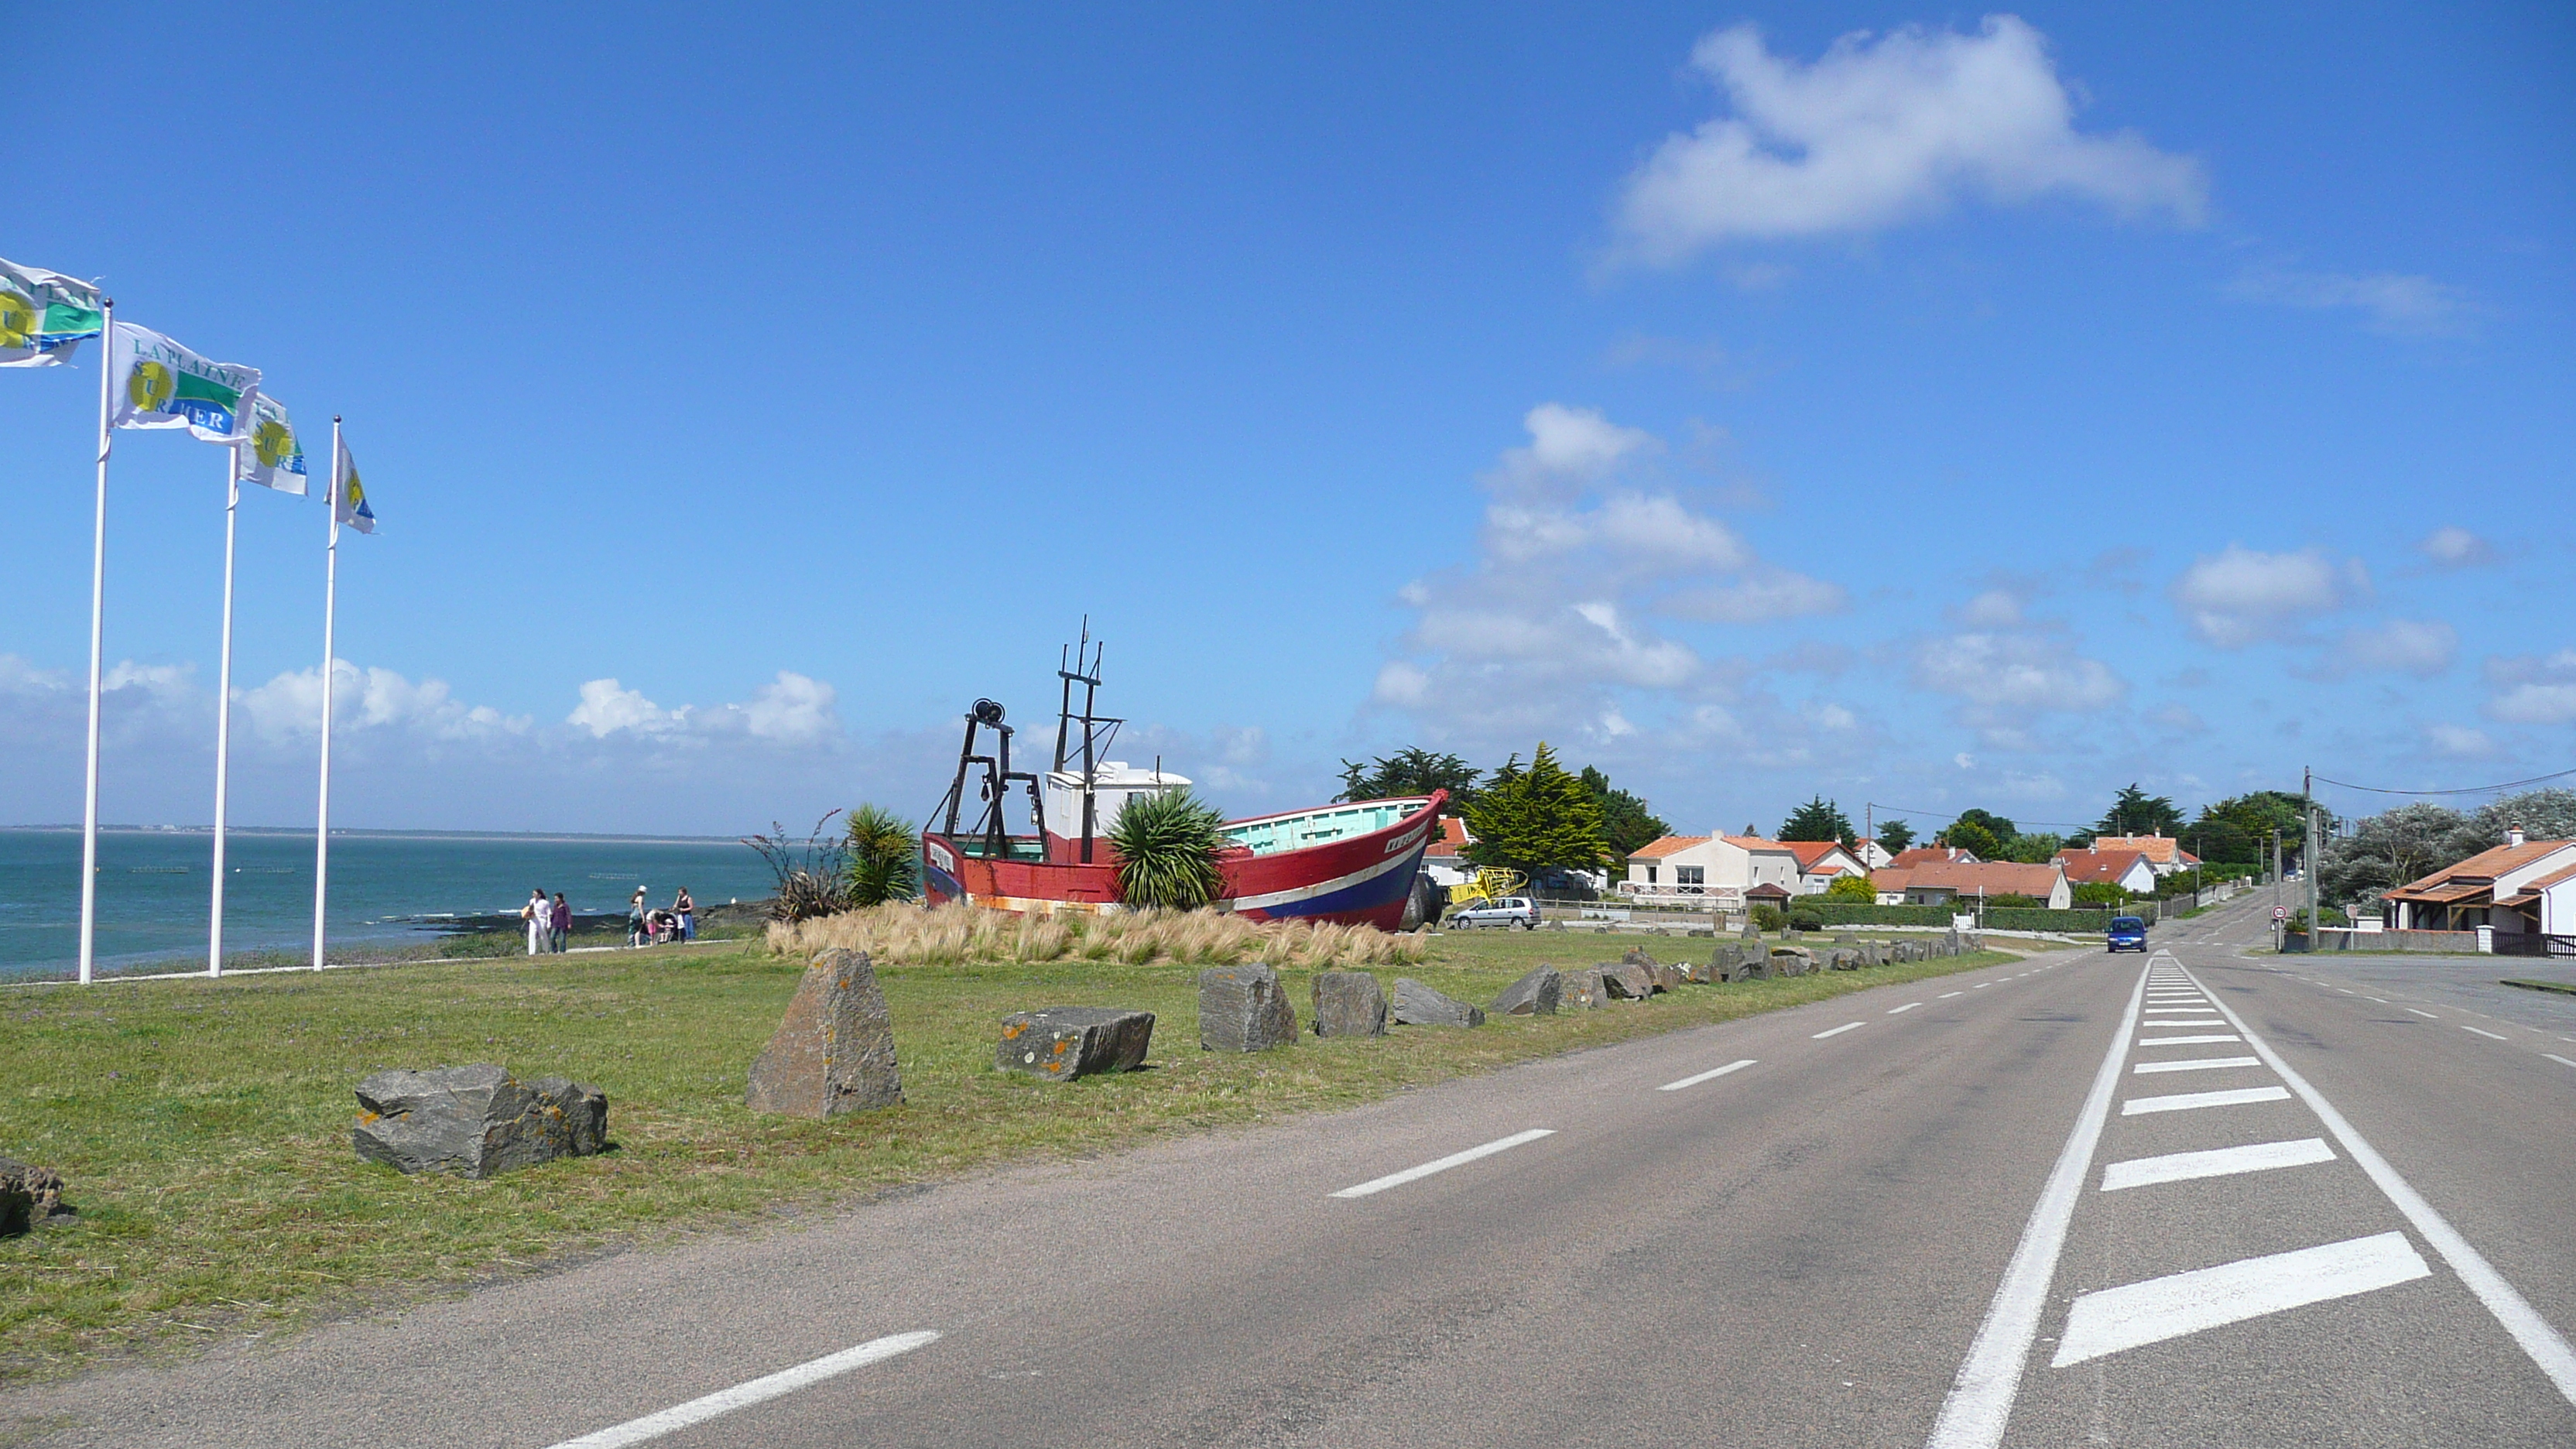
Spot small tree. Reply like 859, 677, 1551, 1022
1108, 789, 1231, 910
2097, 783, 2184, 838
1337, 748, 1482, 812
2071, 881, 2129, 907
1779, 795, 1856, 848
1941, 819, 2003, 860
743, 813, 851, 923
843, 803, 920, 907
1464, 742, 1608, 878
1825, 873, 1875, 903
1876, 819, 1916, 854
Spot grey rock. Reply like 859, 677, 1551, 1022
1834, 933, 1857, 946
0, 1157, 63, 1235
1310, 971, 1389, 1039
1490, 964, 1561, 1016
1768, 945, 1816, 977
1648, 961, 1690, 992
1620, 946, 1660, 968
745, 947, 905, 1117
1200, 964, 1297, 1051
1828, 948, 1862, 971
1560, 967, 1608, 1009
353, 1064, 608, 1179
1689, 927, 1714, 938
1729, 949, 1769, 982
1597, 962, 1656, 1000
1683, 957, 1720, 984
1392, 978, 1485, 1028
997, 1006, 1157, 1080
1740, 923, 1762, 940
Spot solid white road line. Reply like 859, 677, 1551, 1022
2463, 1026, 2509, 1040
1889, 1002, 1923, 1014
2050, 1232, 2429, 1367
1921, 962, 2147, 1449
2122, 1085, 2293, 1115
2406, 1007, 2441, 1019
1814, 1022, 1865, 1039
545, 1331, 941, 1449
2175, 961, 2576, 1404
2133, 1056, 2262, 1074
2100, 1136, 2336, 1191
1658, 1060, 1756, 1092
1330, 1129, 1556, 1198
2136, 1033, 2242, 1046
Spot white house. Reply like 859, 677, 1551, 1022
1853, 838, 1896, 870
2090, 835, 2203, 878
1783, 839, 1871, 895
1622, 833, 1804, 906
2056, 848, 2160, 898
2382, 830, 2576, 939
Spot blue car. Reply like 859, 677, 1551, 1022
2106, 916, 2148, 952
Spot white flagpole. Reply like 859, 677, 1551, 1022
77, 300, 115, 987
312, 417, 341, 971
208, 457, 242, 978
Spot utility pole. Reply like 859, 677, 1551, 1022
2269, 827, 2282, 949
2304, 766, 2321, 951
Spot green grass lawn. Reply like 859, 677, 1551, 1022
0, 929, 2051, 1382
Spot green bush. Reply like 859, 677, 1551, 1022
1107, 789, 1231, 909
1790, 913, 1825, 932
1750, 904, 1786, 932
1824, 873, 1877, 902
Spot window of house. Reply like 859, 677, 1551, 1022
1676, 865, 1704, 887
1644, 865, 1657, 884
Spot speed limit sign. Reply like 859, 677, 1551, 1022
2273, 906, 2287, 921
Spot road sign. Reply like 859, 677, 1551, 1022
2273, 906, 2287, 921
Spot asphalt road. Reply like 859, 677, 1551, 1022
9, 896, 2572, 1447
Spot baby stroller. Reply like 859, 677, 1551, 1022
646, 908, 684, 945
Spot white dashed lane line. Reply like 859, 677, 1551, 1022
2050, 1233, 2430, 1368
1813, 1022, 1865, 1040
2133, 1056, 2262, 1074
2547, 1055, 2576, 1070
2463, 1026, 2509, 1041
1939, 991, 1965, 999
545, 1331, 942, 1449
2122, 1085, 2293, 1115
2406, 1008, 2441, 1019
1889, 1002, 1923, 1014
2099, 1137, 2336, 1191
1330, 1129, 1556, 1199
1657, 1060, 1756, 1093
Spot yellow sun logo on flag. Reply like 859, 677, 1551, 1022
128, 359, 176, 413
254, 419, 296, 468
0, 290, 34, 349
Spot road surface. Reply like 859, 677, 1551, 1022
8, 894, 2572, 1447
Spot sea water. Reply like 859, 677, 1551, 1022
0, 828, 782, 981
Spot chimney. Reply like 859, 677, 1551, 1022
2509, 824, 2527, 848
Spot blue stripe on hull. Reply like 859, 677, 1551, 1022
1242, 850, 1421, 923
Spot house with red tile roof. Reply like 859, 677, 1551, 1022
2089, 835, 2202, 877
1871, 860, 2071, 909
1886, 845, 1982, 869
1781, 838, 1871, 893
2056, 848, 2159, 897
1419, 816, 1476, 889
2381, 829, 2576, 939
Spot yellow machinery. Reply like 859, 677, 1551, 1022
1444, 866, 1529, 916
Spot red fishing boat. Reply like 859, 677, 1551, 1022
920, 633, 1444, 930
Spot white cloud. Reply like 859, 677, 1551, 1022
568, 678, 687, 738
1910, 629, 2127, 743
2169, 544, 2363, 647
1662, 567, 1848, 623
1956, 589, 2025, 628
2147, 703, 2208, 735
240, 660, 527, 742
713, 671, 840, 745
2486, 650, 2576, 726
2417, 526, 2494, 569
1372, 404, 1842, 746
2230, 267, 2469, 335
2336, 619, 2457, 677
2426, 723, 2494, 758
1485, 402, 1657, 501
1612, 16, 2204, 262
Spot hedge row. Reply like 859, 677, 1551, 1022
1781, 900, 2160, 932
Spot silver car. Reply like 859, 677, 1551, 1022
1450, 896, 1541, 930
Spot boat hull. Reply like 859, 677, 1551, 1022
923, 792, 1444, 930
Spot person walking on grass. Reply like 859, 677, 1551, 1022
524, 889, 549, 957
673, 886, 696, 943
628, 887, 649, 948
551, 892, 572, 954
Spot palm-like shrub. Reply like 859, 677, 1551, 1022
1106, 789, 1231, 911
843, 803, 920, 907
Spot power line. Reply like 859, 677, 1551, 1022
1865, 803, 2098, 832
2311, 766, 2576, 798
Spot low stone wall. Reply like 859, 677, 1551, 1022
2317, 928, 2482, 954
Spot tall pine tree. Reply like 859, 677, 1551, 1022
1464, 742, 1608, 875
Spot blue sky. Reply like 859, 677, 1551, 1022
4, 3, 2570, 840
